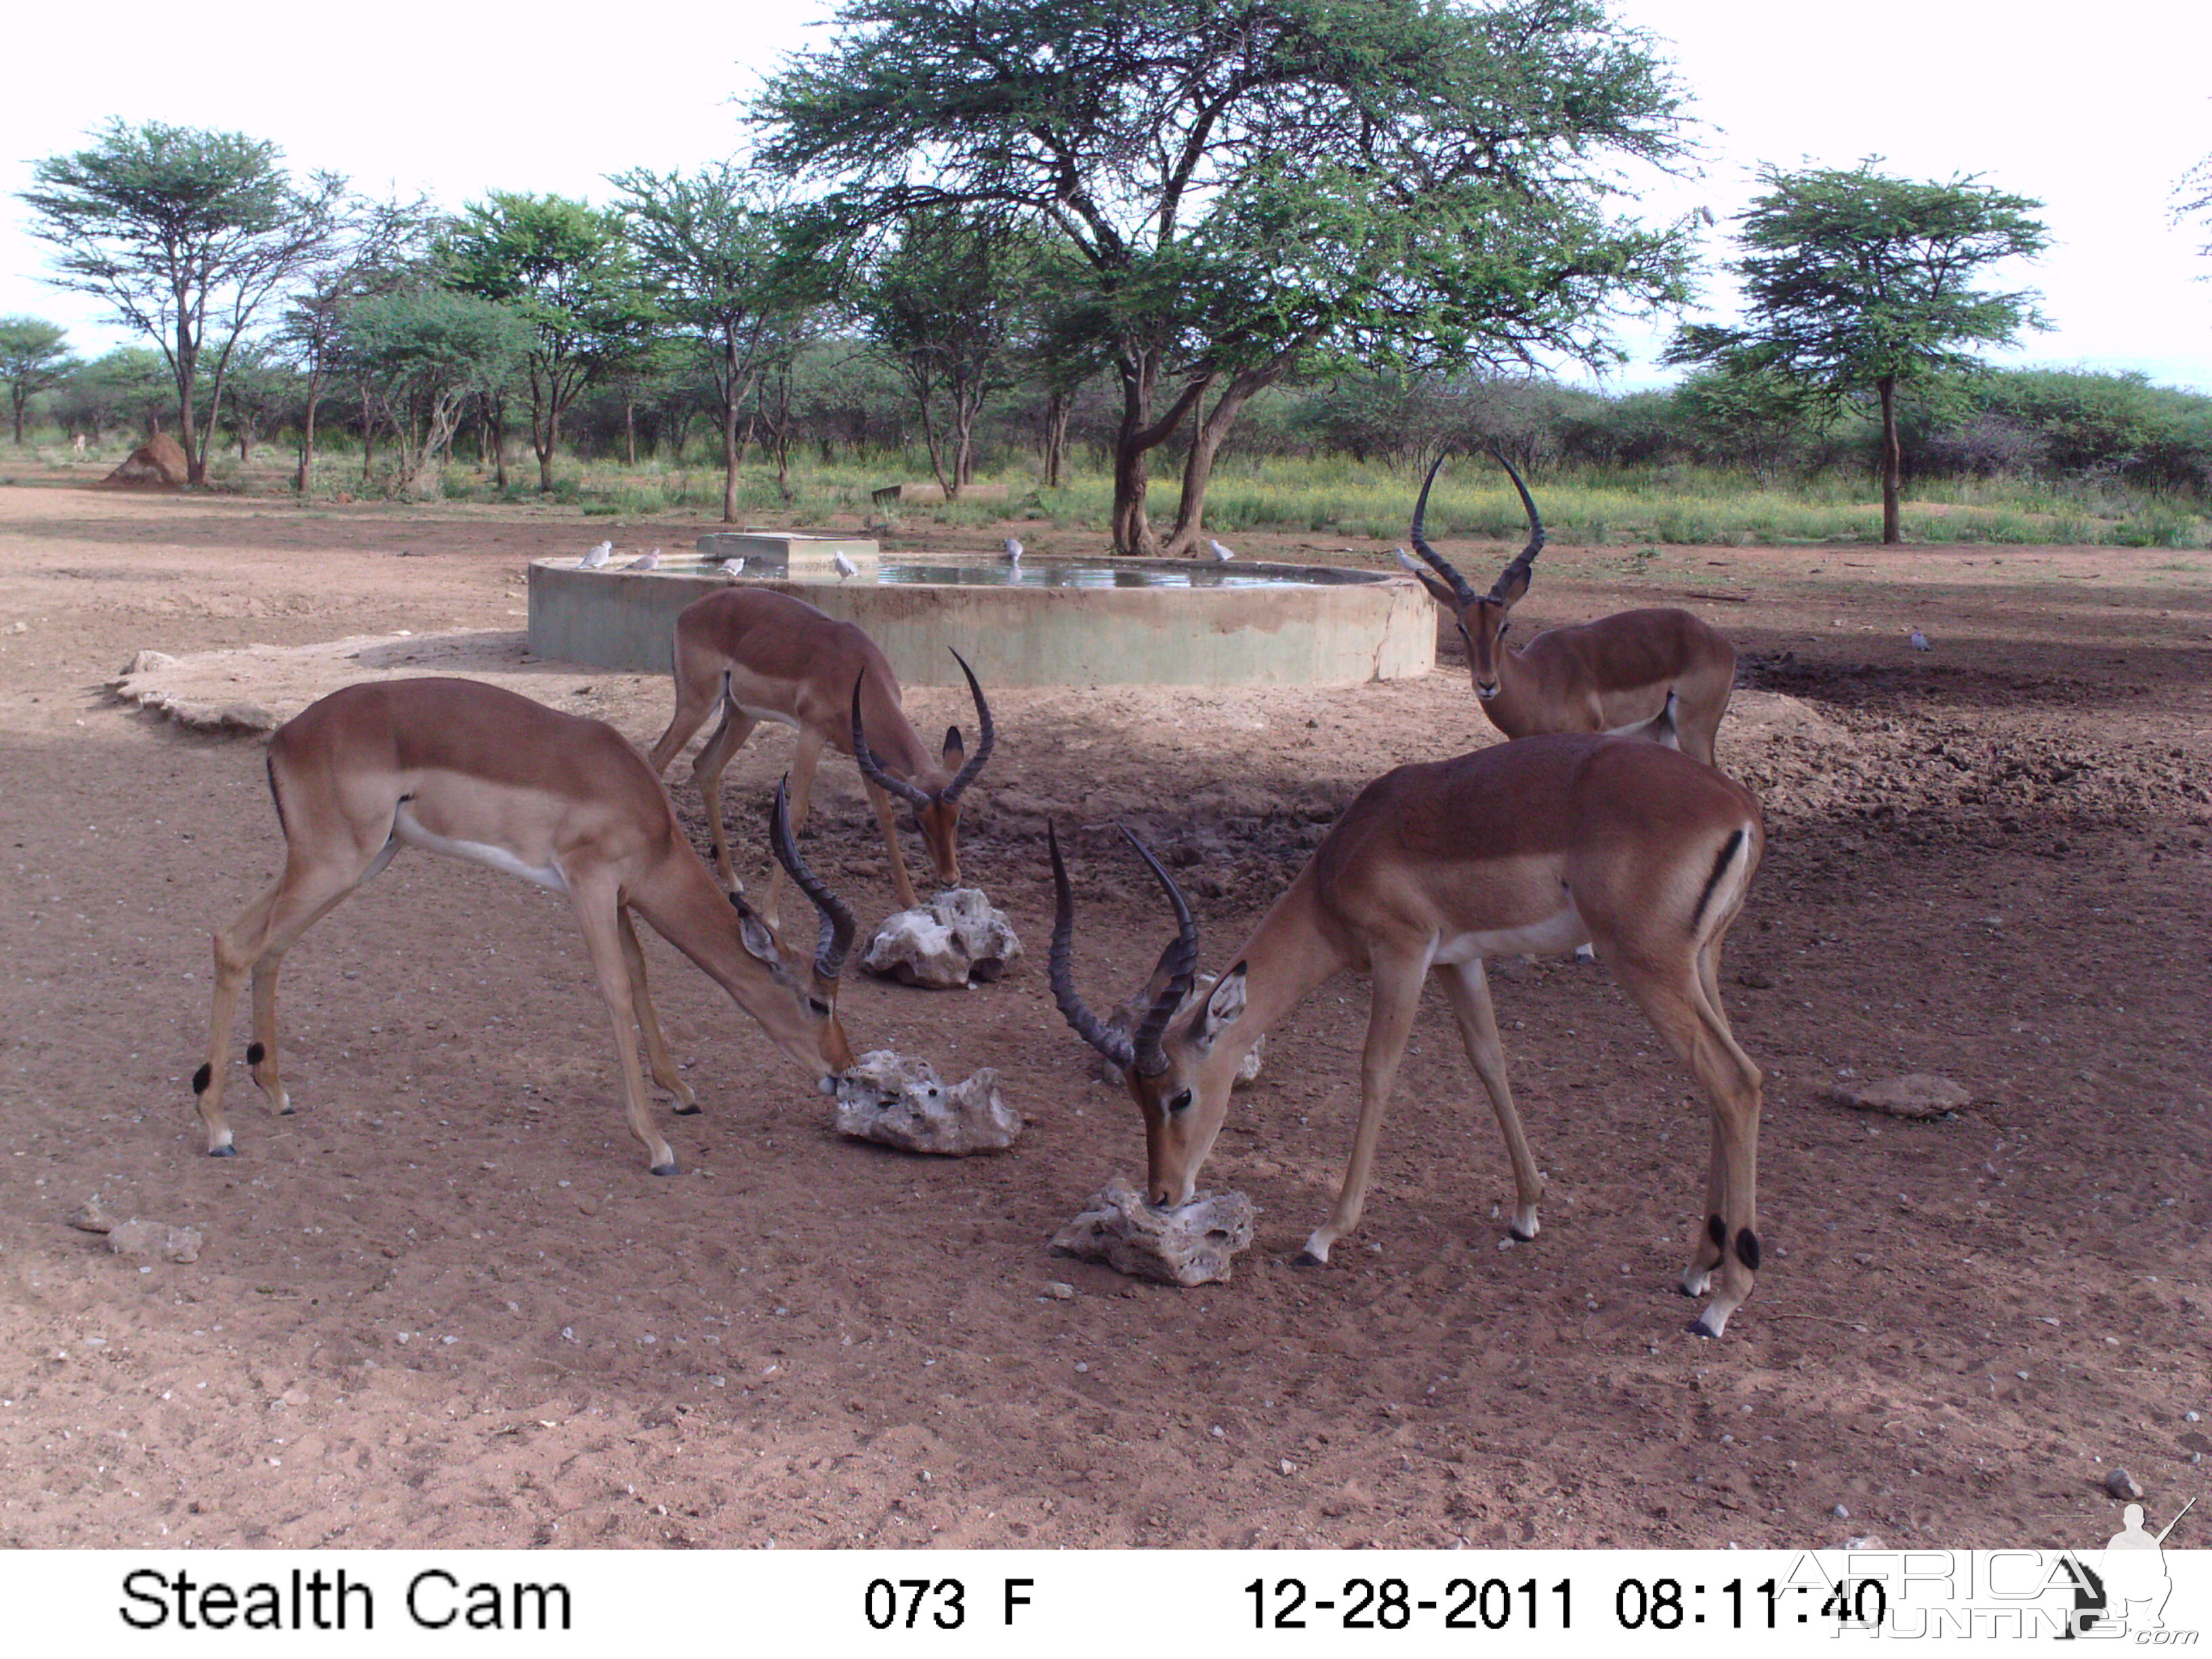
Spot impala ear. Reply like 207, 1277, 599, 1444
943, 724, 964, 769
1412, 570, 1458, 609
1492, 563, 1532, 609
735, 905, 782, 966
1194, 961, 1248, 1049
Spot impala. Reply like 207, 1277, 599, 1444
1401, 451, 1738, 766
193, 677, 857, 1176
647, 588, 994, 920
1050, 733, 1769, 1336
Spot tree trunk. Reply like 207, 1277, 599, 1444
489, 396, 508, 491
1879, 374, 1902, 545
296, 365, 325, 493
623, 396, 637, 467
1042, 387, 1071, 489
721, 389, 740, 525
1109, 348, 1212, 555
1163, 360, 1290, 555
9, 393, 24, 445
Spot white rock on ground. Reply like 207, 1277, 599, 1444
106, 1218, 204, 1263
861, 888, 1023, 989
1050, 1174, 1256, 1286
1827, 1073, 1971, 1120
832, 1050, 1023, 1155
1098, 969, 1264, 1090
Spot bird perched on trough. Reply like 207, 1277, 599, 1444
627, 548, 661, 571
1909, 629, 1931, 651
720, 556, 747, 582
832, 550, 859, 581
1003, 536, 1023, 565
1393, 546, 1423, 577
1208, 538, 1235, 562
579, 540, 613, 569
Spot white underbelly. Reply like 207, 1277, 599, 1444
392, 807, 569, 893
733, 701, 804, 733
1431, 903, 1590, 964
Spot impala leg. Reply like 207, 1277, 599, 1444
1296, 954, 1427, 1265
690, 703, 759, 896
199, 842, 390, 1157
1612, 949, 1764, 1336
864, 777, 920, 911
647, 670, 724, 776
617, 907, 696, 1115
1439, 959, 1544, 1241
571, 880, 678, 1176
758, 728, 825, 932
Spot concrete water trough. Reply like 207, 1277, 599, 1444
527, 532, 1434, 688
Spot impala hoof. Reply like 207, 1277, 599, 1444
1291, 1249, 1326, 1268
1508, 1223, 1537, 1243
207, 1145, 238, 1159
649, 1161, 678, 1178
671, 1102, 702, 1117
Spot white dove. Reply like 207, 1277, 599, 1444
578, 540, 613, 569
832, 550, 859, 581
1003, 536, 1023, 564
626, 548, 661, 571
1393, 546, 1424, 577
720, 555, 747, 582
1208, 538, 1235, 562
1909, 629, 1931, 651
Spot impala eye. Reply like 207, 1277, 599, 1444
1166, 1088, 1193, 1115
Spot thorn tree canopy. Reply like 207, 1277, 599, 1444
18, 121, 346, 485
443, 192, 655, 493
0, 317, 81, 445
1666, 160, 2048, 545
609, 165, 810, 523
754, 0, 1696, 554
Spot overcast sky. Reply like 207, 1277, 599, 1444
3, 0, 2207, 392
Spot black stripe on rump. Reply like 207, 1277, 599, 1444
1689, 828, 1746, 934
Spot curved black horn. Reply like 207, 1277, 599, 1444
939, 648, 996, 801
1047, 822, 1135, 1071
1485, 443, 1546, 602
1118, 825, 1201, 1078
849, 674, 931, 809
1406, 451, 1479, 605
771, 776, 857, 981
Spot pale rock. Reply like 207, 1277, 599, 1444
117, 649, 177, 680
106, 1218, 204, 1263
861, 888, 1023, 989
832, 1050, 1023, 1155
1050, 1175, 1256, 1287
1098, 970, 1264, 1090
1826, 1073, 1971, 1120
66, 1196, 117, 1234
2104, 1467, 2145, 1501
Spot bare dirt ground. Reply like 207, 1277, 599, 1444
0, 474, 2206, 1552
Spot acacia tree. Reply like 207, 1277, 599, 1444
1666, 161, 2048, 544
609, 165, 804, 520
855, 211, 1035, 499
338, 289, 531, 497
19, 121, 345, 485
0, 317, 80, 444
2177, 150, 2212, 263
757, 0, 1692, 553
443, 193, 653, 491
280, 194, 433, 492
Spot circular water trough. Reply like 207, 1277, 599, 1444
527, 542, 1434, 689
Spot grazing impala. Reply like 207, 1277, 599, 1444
1050, 733, 1769, 1336
194, 678, 857, 1176
1401, 451, 1738, 766
647, 588, 994, 920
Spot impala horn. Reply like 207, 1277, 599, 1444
1047, 822, 1202, 1080
1483, 444, 1546, 603
770, 776, 857, 981
850, 676, 931, 809
1405, 452, 1478, 605
939, 648, 996, 800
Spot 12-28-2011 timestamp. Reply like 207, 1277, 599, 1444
1246, 1575, 1889, 1633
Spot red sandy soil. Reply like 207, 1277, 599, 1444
0, 477, 2206, 1551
